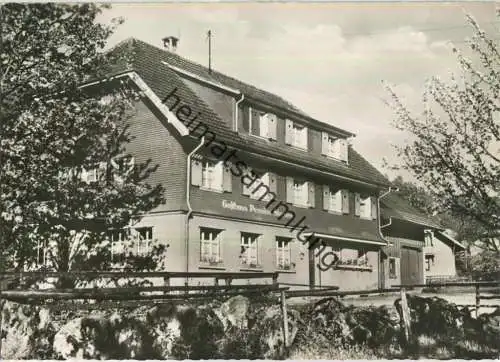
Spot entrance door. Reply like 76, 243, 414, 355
401, 247, 423, 285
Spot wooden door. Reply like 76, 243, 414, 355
401, 247, 423, 285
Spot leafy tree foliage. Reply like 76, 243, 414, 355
0, 4, 166, 287
386, 14, 500, 252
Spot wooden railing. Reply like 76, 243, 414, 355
393, 281, 500, 318
0, 270, 287, 357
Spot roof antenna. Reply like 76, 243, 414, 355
207, 30, 212, 74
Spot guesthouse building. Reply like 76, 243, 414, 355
68, 38, 394, 290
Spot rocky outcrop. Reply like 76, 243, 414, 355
1, 300, 55, 359
394, 294, 500, 350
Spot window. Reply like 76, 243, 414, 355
323, 186, 349, 214
108, 227, 153, 263
250, 109, 277, 140
109, 228, 130, 263
240, 232, 260, 267
357, 249, 368, 265
200, 228, 223, 265
389, 258, 397, 279
251, 172, 275, 202
136, 227, 153, 256
424, 230, 434, 247
201, 160, 223, 191
35, 240, 48, 268
322, 133, 348, 162
81, 162, 106, 184
425, 254, 435, 271
293, 180, 308, 206
292, 123, 307, 149
356, 194, 376, 219
285, 119, 308, 150
192, 158, 231, 192
111, 156, 135, 184
287, 177, 314, 207
276, 237, 293, 270
360, 196, 371, 219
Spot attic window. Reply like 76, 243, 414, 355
322, 132, 348, 162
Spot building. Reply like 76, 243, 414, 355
79, 37, 395, 290
380, 194, 466, 286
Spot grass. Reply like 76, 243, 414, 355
289, 343, 381, 360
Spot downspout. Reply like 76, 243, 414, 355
185, 137, 206, 286
377, 186, 398, 289
378, 187, 398, 236
234, 93, 245, 132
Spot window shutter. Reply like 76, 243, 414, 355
339, 139, 348, 162
308, 182, 315, 208
322, 185, 330, 210
343, 140, 349, 162
269, 114, 277, 140
285, 119, 293, 145
242, 168, 252, 196
354, 193, 361, 216
342, 190, 350, 214
269, 172, 277, 194
371, 197, 377, 220
222, 162, 232, 192
260, 113, 269, 138
321, 132, 329, 155
251, 108, 259, 136
191, 160, 202, 186
286, 177, 294, 203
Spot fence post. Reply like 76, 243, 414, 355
400, 287, 412, 346
0, 284, 4, 359
475, 284, 480, 318
280, 289, 289, 348
163, 276, 170, 296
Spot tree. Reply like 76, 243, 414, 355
385, 13, 500, 252
0, 4, 166, 287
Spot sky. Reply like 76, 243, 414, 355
99, 2, 498, 181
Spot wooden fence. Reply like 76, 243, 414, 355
0, 271, 288, 357
1, 271, 499, 358
393, 281, 500, 318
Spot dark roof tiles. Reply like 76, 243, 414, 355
107, 38, 390, 187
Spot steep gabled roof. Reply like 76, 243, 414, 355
381, 193, 443, 229
104, 38, 390, 187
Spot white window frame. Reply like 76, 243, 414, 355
276, 237, 292, 270
359, 196, 372, 219
292, 123, 308, 150
424, 230, 434, 247
293, 179, 308, 207
328, 188, 343, 213
135, 227, 153, 256
259, 113, 269, 138
109, 228, 131, 264
327, 135, 338, 158
240, 232, 260, 267
250, 172, 272, 201
389, 257, 397, 279
201, 160, 223, 192
200, 228, 223, 264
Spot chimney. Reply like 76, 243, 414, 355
162, 36, 179, 52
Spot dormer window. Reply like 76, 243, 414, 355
285, 119, 308, 150
322, 132, 348, 162
249, 107, 277, 140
